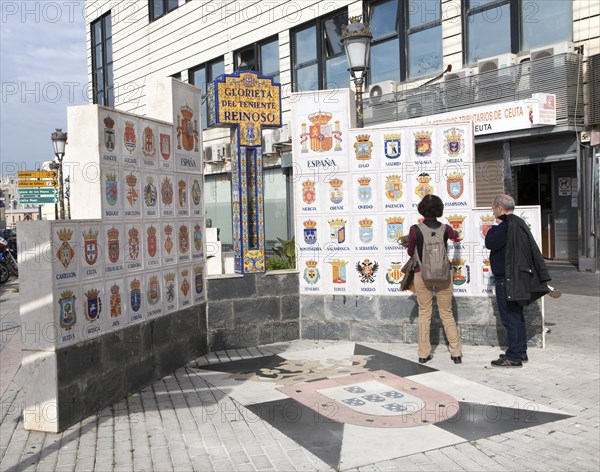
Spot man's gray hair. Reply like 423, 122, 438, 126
493, 194, 515, 211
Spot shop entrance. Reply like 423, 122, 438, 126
513, 160, 578, 261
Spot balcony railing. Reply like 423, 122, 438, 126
364, 53, 584, 129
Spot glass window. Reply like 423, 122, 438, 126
189, 57, 223, 130
150, 0, 179, 22
204, 169, 290, 253
190, 66, 206, 91
191, 66, 207, 129
294, 25, 317, 65
105, 39, 113, 63
325, 55, 350, 89
370, 0, 398, 38
367, 0, 441, 83
466, 2, 511, 63
152, 0, 164, 19
235, 46, 256, 71
93, 21, 102, 45
291, 9, 348, 91
210, 59, 224, 81
94, 45, 103, 66
406, 0, 442, 80
263, 168, 288, 248
104, 14, 111, 37
261, 39, 280, 82
370, 34, 401, 84
91, 12, 113, 107
408, 0, 441, 29
204, 174, 233, 249
407, 24, 442, 79
295, 64, 319, 92
521, 0, 572, 50
465, 0, 572, 64
324, 15, 345, 57
234, 36, 280, 82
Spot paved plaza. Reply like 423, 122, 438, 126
1, 264, 599, 471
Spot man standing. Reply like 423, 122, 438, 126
485, 194, 555, 367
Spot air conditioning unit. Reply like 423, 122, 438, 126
205, 144, 226, 161
442, 69, 474, 107
393, 85, 438, 120
477, 53, 517, 76
204, 145, 214, 162
262, 130, 276, 154
445, 69, 473, 82
368, 80, 398, 103
273, 121, 291, 144
530, 42, 576, 93
228, 143, 237, 159
588, 53, 600, 126
514, 57, 532, 100
476, 53, 517, 101
530, 42, 575, 61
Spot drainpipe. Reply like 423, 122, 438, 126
502, 141, 512, 194
578, 140, 599, 273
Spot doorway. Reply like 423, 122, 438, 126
513, 160, 578, 261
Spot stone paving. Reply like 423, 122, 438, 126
1, 265, 598, 471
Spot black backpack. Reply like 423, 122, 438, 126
415, 223, 451, 282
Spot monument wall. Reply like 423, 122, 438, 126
18, 79, 208, 432
290, 89, 544, 349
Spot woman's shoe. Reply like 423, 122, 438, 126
451, 356, 462, 364
418, 354, 433, 364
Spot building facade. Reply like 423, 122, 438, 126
84, 0, 600, 271
0, 175, 45, 229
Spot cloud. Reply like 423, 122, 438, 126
1, 1, 88, 173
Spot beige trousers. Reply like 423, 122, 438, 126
414, 271, 462, 358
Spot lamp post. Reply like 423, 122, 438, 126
48, 162, 59, 220
341, 16, 372, 128
50, 128, 67, 220
65, 176, 71, 220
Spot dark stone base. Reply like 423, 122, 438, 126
55, 304, 207, 431
300, 294, 543, 348
206, 271, 300, 351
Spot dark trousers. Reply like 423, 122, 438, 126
494, 276, 527, 361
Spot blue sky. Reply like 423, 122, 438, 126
1, 0, 88, 175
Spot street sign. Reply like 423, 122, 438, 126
18, 197, 58, 204
18, 171, 58, 179
18, 180, 59, 188
18, 188, 59, 196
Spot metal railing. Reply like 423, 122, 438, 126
364, 53, 584, 128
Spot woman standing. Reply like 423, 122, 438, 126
407, 194, 462, 364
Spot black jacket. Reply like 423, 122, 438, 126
503, 214, 551, 305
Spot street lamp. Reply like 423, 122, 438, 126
341, 16, 372, 128
50, 128, 67, 220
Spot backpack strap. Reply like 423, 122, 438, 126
415, 223, 427, 267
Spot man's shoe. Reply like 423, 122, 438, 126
491, 358, 523, 367
418, 354, 433, 364
451, 356, 462, 364
500, 353, 528, 362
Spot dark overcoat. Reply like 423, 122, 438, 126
505, 214, 551, 305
